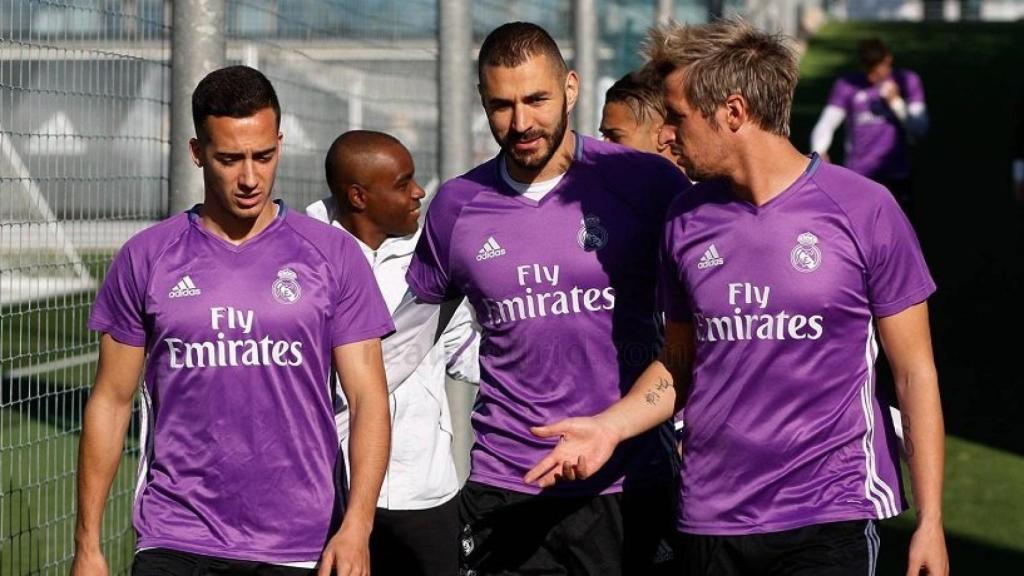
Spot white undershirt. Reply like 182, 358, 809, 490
499, 157, 565, 201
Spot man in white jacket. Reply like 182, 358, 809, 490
307, 130, 479, 576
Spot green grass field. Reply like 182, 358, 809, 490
1, 409, 140, 575
1, 252, 139, 575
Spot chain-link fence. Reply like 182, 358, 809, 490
1, 1, 169, 573
0, 2, 723, 574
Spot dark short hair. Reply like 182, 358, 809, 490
191, 65, 280, 138
478, 22, 567, 83
858, 38, 891, 71
605, 70, 666, 125
324, 130, 404, 199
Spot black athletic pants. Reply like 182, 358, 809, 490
677, 519, 881, 576
457, 480, 678, 576
132, 548, 314, 576
370, 495, 461, 576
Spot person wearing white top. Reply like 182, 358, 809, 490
308, 130, 479, 576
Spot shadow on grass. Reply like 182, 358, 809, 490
878, 519, 1024, 573
0, 376, 92, 434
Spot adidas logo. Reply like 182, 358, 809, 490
697, 244, 724, 269
168, 275, 202, 298
476, 236, 506, 261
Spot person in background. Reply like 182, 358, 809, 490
307, 130, 479, 576
600, 70, 682, 169
811, 37, 928, 219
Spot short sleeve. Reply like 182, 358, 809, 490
658, 209, 692, 323
331, 239, 395, 347
88, 245, 148, 347
406, 187, 463, 304
864, 195, 936, 318
827, 78, 853, 109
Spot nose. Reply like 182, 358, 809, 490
658, 124, 677, 147
239, 158, 257, 191
511, 102, 530, 134
411, 180, 426, 200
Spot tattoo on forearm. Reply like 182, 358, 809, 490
902, 414, 915, 457
645, 378, 672, 406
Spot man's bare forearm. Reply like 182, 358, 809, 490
895, 369, 944, 524
597, 321, 694, 442
75, 336, 142, 555
596, 361, 677, 443
75, 392, 134, 550
343, 391, 390, 532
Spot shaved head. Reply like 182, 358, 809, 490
325, 130, 406, 204
323, 129, 424, 248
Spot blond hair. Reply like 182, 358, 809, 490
645, 18, 798, 137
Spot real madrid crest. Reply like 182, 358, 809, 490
790, 232, 822, 273
577, 214, 608, 252
272, 267, 302, 304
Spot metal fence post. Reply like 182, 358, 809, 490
170, 0, 226, 216
438, 0, 472, 182
438, 0, 474, 482
573, 0, 598, 136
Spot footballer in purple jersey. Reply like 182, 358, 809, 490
660, 157, 931, 534
811, 38, 928, 217
530, 20, 948, 576
409, 133, 683, 494
819, 68, 925, 179
406, 22, 689, 576
72, 67, 393, 576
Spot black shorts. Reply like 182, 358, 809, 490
370, 495, 461, 576
458, 480, 678, 576
678, 519, 880, 576
132, 548, 315, 576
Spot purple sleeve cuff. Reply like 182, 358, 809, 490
88, 317, 147, 347
871, 281, 936, 318
331, 322, 396, 348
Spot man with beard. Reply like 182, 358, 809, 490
527, 19, 947, 576
399, 21, 690, 575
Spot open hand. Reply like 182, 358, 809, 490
523, 416, 620, 488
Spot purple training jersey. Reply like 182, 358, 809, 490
827, 69, 925, 180
408, 135, 689, 495
659, 157, 935, 535
89, 202, 394, 562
